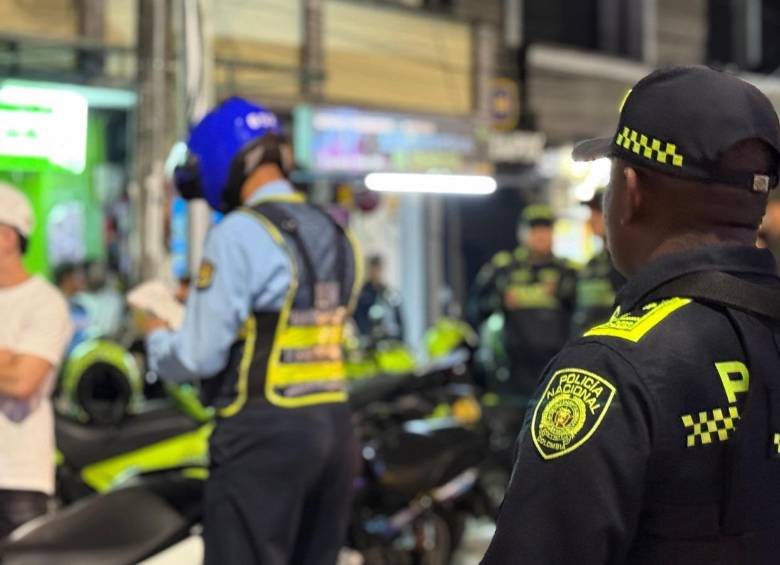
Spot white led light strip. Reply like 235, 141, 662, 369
365, 173, 497, 195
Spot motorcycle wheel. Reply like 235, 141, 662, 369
414, 510, 453, 565
356, 510, 455, 565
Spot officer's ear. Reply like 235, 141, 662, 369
621, 166, 643, 225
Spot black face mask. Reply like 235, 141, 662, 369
172, 156, 204, 202
173, 132, 293, 213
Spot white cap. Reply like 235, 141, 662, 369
0, 183, 34, 238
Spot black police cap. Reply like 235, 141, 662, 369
521, 204, 555, 227
573, 66, 780, 193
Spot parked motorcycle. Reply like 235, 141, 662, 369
53, 340, 211, 504
347, 351, 492, 565
1, 345, 511, 565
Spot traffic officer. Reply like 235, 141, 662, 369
143, 98, 362, 565
470, 205, 577, 401
481, 66, 780, 565
571, 188, 625, 335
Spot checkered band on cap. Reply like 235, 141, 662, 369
615, 126, 684, 168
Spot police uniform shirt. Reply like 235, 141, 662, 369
572, 249, 625, 336
146, 180, 295, 381
481, 245, 780, 565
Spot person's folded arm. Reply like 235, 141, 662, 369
0, 350, 52, 400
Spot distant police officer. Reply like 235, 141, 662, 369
482, 66, 780, 565
571, 188, 625, 335
144, 98, 361, 565
470, 205, 577, 401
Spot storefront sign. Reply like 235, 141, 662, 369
0, 84, 88, 174
488, 131, 546, 163
491, 78, 521, 132
294, 105, 482, 175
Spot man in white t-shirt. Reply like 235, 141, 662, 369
0, 184, 72, 539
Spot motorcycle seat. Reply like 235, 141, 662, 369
57, 405, 202, 469
0, 486, 189, 565
377, 420, 486, 496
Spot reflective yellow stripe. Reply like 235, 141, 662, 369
584, 297, 691, 343
241, 204, 349, 409
241, 208, 286, 245
251, 193, 306, 205
505, 284, 558, 309
218, 316, 256, 418
277, 325, 344, 348
271, 361, 346, 384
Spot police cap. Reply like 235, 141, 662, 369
521, 204, 555, 227
573, 66, 780, 193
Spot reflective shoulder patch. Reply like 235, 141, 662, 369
492, 251, 513, 268
584, 297, 691, 343
531, 368, 617, 460
196, 260, 215, 290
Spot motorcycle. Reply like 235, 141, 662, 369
1, 346, 507, 564
53, 340, 212, 504
347, 351, 494, 565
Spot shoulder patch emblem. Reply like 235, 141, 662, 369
196, 260, 215, 290
492, 251, 513, 268
532, 368, 617, 460
584, 297, 691, 343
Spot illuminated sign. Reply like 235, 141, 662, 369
294, 105, 483, 175
488, 131, 546, 163
491, 78, 520, 132
0, 84, 88, 174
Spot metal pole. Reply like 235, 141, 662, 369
76, 0, 105, 77
732, 0, 762, 69
426, 197, 446, 326
182, 0, 215, 275
301, 0, 325, 100
473, 20, 498, 131
135, 0, 171, 281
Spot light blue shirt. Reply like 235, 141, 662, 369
146, 180, 295, 382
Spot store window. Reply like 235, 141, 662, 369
522, 0, 645, 60
708, 0, 780, 73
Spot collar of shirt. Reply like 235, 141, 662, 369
616, 244, 778, 311
245, 179, 300, 206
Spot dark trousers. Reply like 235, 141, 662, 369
203, 403, 358, 565
0, 490, 48, 540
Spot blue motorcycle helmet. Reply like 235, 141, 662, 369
174, 97, 290, 212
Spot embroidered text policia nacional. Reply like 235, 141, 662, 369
532, 368, 616, 459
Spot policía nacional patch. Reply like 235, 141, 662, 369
196, 260, 215, 290
531, 368, 616, 460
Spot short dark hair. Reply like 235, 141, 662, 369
54, 262, 82, 287
15, 231, 27, 255
632, 139, 773, 233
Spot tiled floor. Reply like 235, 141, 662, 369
139, 519, 495, 565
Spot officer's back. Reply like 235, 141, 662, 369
481, 66, 780, 565
145, 99, 360, 565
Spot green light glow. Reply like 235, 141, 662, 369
0, 84, 88, 174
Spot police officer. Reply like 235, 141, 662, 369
571, 188, 625, 335
143, 98, 361, 564
470, 205, 577, 401
481, 66, 780, 565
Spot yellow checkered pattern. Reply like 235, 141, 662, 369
681, 406, 740, 447
615, 126, 684, 168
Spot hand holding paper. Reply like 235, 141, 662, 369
127, 280, 185, 331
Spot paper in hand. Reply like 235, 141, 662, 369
127, 280, 185, 330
